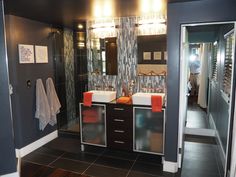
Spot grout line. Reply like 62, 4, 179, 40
47, 152, 66, 166
21, 159, 47, 166
33, 151, 65, 158
85, 162, 132, 172
81, 147, 105, 175
125, 154, 139, 177
23, 160, 84, 176
58, 156, 94, 165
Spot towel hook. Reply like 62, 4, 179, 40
26, 80, 31, 88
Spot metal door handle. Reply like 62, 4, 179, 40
114, 141, 125, 144
114, 119, 124, 122
114, 130, 125, 133
114, 108, 124, 111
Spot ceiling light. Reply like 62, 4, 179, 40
92, 0, 114, 18
77, 24, 84, 29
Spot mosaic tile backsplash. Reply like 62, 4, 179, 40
64, 28, 76, 120
87, 16, 167, 97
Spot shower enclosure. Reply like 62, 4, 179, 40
54, 21, 88, 135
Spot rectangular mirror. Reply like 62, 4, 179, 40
137, 34, 167, 75
138, 34, 167, 64
91, 37, 118, 75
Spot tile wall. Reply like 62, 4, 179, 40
87, 17, 166, 97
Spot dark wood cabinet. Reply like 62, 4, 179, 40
106, 104, 133, 151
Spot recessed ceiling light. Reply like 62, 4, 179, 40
78, 24, 84, 29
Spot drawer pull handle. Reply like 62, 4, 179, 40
114, 108, 124, 111
114, 130, 125, 133
114, 141, 125, 144
114, 119, 124, 122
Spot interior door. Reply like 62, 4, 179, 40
227, 24, 236, 177
178, 26, 189, 167
230, 94, 236, 177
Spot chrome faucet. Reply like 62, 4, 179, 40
128, 80, 135, 95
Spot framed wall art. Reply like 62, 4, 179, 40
35, 45, 48, 63
18, 44, 34, 64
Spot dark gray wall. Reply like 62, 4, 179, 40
5, 15, 65, 148
166, 0, 236, 162
188, 31, 216, 43
0, 1, 17, 175
209, 24, 234, 152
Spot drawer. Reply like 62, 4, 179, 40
107, 120, 132, 132
107, 126, 133, 138
107, 104, 133, 116
107, 133, 133, 150
107, 116, 132, 125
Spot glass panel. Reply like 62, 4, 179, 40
80, 104, 106, 146
134, 107, 164, 154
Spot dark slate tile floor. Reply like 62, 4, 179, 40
21, 136, 223, 177
181, 141, 224, 177
186, 102, 209, 129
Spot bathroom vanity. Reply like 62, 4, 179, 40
106, 104, 133, 151
79, 97, 165, 155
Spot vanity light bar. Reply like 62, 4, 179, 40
135, 21, 166, 27
89, 24, 119, 30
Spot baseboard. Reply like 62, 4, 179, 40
0, 172, 19, 177
178, 153, 182, 168
15, 130, 58, 158
209, 113, 215, 130
184, 127, 216, 137
209, 114, 226, 167
215, 131, 226, 168
163, 160, 178, 173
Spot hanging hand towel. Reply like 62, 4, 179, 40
151, 95, 162, 112
35, 79, 51, 130
83, 92, 93, 107
46, 77, 61, 126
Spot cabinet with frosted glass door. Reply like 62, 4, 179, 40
79, 103, 106, 151
133, 107, 165, 155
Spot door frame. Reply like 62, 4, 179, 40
178, 25, 189, 168
178, 22, 236, 176
226, 23, 236, 177
0, 0, 18, 175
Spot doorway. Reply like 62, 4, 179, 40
179, 22, 236, 176
186, 43, 210, 130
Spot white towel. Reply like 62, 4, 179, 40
46, 77, 61, 126
35, 79, 51, 130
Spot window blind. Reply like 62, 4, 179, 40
211, 43, 218, 80
223, 31, 234, 97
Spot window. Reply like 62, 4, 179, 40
223, 30, 234, 97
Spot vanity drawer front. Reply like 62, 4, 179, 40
107, 120, 131, 131
107, 133, 133, 150
107, 104, 133, 116
107, 122, 132, 135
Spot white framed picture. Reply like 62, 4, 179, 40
143, 52, 151, 60
35, 45, 48, 63
18, 44, 34, 64
154, 51, 162, 60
